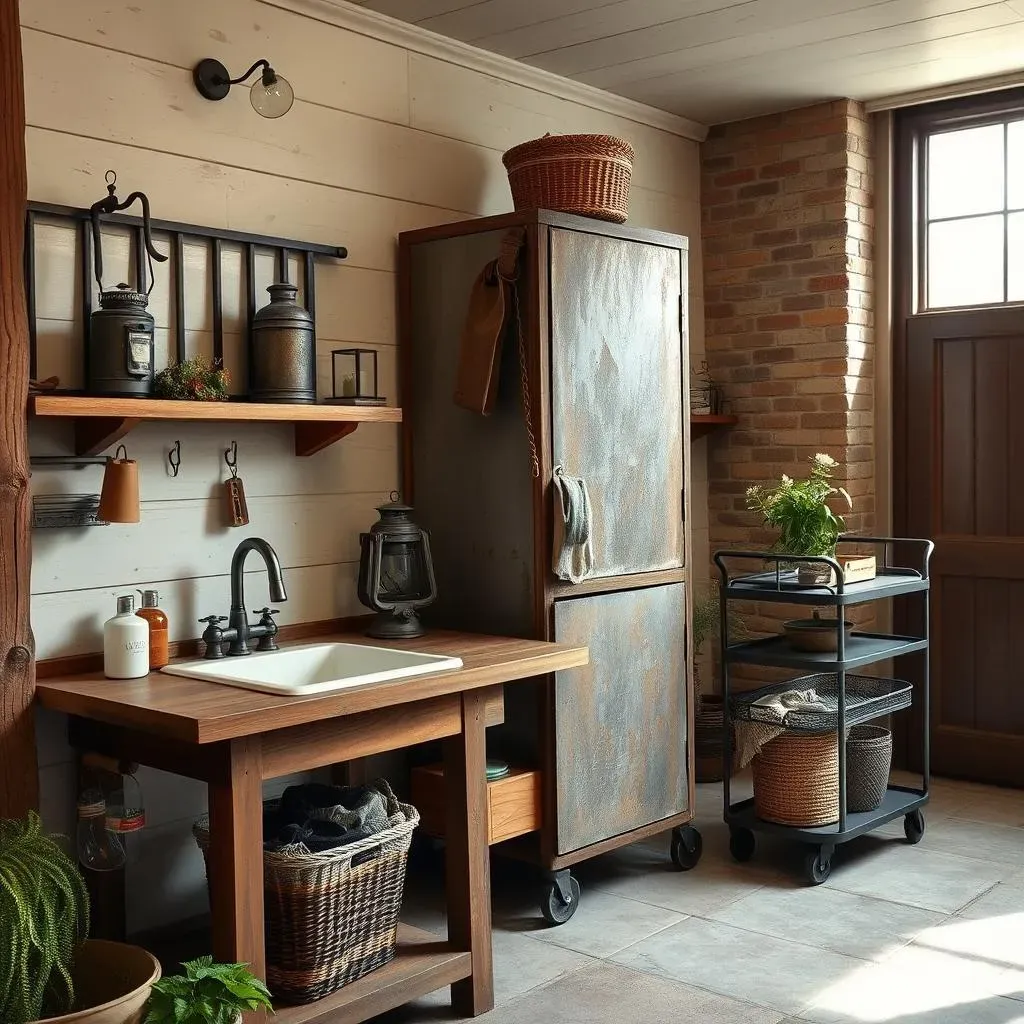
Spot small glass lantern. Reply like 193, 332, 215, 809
328, 347, 385, 405
357, 494, 437, 638
690, 360, 723, 415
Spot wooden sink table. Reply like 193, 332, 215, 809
35, 630, 589, 1023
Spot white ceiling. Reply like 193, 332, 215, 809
354, 0, 1024, 125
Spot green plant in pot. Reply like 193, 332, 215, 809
0, 811, 160, 1024
145, 957, 273, 1024
746, 452, 855, 650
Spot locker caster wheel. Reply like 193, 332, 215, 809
804, 845, 833, 885
541, 872, 580, 925
728, 826, 756, 863
904, 809, 926, 844
670, 825, 703, 870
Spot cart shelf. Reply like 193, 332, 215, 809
731, 673, 912, 732
726, 786, 927, 844
726, 632, 928, 671
725, 568, 929, 606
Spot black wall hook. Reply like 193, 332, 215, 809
168, 440, 182, 477
225, 440, 239, 479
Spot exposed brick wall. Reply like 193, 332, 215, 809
701, 100, 875, 669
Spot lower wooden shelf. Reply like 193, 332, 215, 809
272, 924, 469, 1024
412, 764, 542, 845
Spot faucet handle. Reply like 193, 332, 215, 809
198, 615, 228, 660
252, 607, 280, 618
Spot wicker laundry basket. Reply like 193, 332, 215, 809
695, 693, 725, 783
501, 134, 634, 223
194, 788, 419, 1005
846, 725, 892, 812
752, 731, 838, 827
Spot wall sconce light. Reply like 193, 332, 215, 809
192, 58, 294, 118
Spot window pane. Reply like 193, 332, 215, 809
1008, 121, 1024, 209
927, 214, 1004, 308
1007, 212, 1024, 301
928, 125, 1004, 219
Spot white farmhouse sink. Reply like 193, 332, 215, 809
162, 642, 463, 696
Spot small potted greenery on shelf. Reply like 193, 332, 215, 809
746, 452, 866, 652
144, 957, 273, 1024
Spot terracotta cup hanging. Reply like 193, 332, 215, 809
98, 444, 140, 524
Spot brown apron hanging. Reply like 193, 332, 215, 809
453, 228, 525, 416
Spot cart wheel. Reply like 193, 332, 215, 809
904, 809, 926, 845
541, 873, 580, 925
670, 825, 703, 870
728, 826, 756, 863
803, 846, 833, 885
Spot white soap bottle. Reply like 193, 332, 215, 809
103, 594, 150, 679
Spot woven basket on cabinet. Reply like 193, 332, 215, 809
752, 731, 838, 827
501, 134, 634, 223
194, 793, 419, 1005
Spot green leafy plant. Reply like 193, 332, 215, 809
0, 812, 90, 1024
745, 453, 852, 558
154, 358, 230, 402
145, 957, 273, 1024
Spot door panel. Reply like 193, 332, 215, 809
900, 309, 1024, 784
552, 583, 687, 854
549, 228, 684, 579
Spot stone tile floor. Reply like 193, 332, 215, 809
378, 771, 1024, 1024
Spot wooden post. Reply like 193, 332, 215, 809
0, 0, 37, 818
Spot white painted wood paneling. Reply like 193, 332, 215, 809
359, 0, 1024, 123
24, 0, 702, 936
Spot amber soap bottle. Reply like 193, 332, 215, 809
136, 589, 169, 669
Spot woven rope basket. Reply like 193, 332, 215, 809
752, 732, 838, 827
501, 134, 634, 223
194, 788, 418, 1004
846, 725, 892, 812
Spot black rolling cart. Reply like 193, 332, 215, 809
713, 536, 934, 885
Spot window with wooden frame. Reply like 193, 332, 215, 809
902, 89, 1024, 312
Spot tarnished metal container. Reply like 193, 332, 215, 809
249, 282, 316, 404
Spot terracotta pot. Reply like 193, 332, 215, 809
30, 939, 160, 1024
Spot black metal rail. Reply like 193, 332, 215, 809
23, 201, 347, 385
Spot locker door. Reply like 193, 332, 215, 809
549, 228, 685, 579
553, 583, 688, 854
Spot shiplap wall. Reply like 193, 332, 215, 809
22, 0, 705, 932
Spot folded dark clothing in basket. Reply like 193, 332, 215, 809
264, 781, 401, 854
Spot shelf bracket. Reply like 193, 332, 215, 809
294, 421, 359, 457
75, 417, 140, 457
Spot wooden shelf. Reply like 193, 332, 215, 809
28, 394, 402, 457
272, 924, 470, 1024
691, 413, 738, 440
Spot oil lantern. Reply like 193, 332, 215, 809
357, 495, 437, 638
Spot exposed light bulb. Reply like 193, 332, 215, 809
250, 73, 294, 118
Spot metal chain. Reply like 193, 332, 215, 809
511, 281, 540, 479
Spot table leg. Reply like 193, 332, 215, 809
208, 736, 266, 981
444, 689, 493, 1017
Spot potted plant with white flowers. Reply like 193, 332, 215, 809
746, 453, 870, 651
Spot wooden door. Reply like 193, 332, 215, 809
552, 583, 687, 854
901, 308, 1024, 784
549, 229, 684, 579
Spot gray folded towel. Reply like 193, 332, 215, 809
734, 688, 828, 768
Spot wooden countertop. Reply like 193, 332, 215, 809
35, 630, 588, 744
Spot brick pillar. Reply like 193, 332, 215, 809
701, 100, 875, 671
